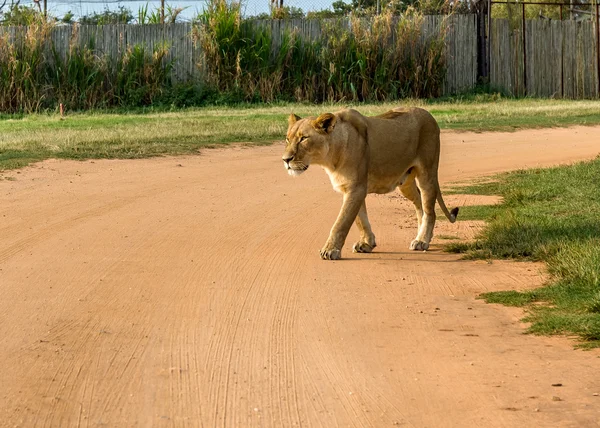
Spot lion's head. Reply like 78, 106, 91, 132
281, 112, 337, 176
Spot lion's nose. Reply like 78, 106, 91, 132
282, 155, 294, 163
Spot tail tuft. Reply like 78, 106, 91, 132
450, 207, 459, 223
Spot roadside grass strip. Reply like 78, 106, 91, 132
447, 158, 600, 348
2, 99, 600, 171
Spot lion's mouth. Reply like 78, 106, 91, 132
284, 162, 309, 176
287, 168, 306, 177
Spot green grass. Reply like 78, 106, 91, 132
447, 204, 501, 222
447, 158, 600, 348
1, 98, 600, 171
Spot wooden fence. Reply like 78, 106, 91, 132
0, 23, 201, 82
445, 14, 478, 94
0, 16, 477, 96
249, 15, 478, 95
490, 18, 599, 98
1, 15, 598, 98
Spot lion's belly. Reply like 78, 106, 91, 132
323, 167, 408, 195
367, 177, 401, 194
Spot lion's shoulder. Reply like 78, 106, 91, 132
332, 109, 369, 141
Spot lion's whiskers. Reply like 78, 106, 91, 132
293, 162, 308, 170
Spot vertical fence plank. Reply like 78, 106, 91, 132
583, 21, 596, 98
565, 20, 575, 98
525, 18, 532, 96
444, 15, 456, 95
552, 20, 561, 98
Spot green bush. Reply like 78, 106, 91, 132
194, 0, 448, 102
1, 2, 452, 111
0, 21, 176, 112
0, 22, 49, 112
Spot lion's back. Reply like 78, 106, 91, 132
360, 107, 441, 173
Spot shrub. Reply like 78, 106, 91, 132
0, 21, 175, 112
194, 0, 448, 102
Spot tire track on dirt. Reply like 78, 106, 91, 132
266, 227, 308, 427
0, 177, 190, 265
1, 175, 224, 426
213, 205, 314, 427
294, 259, 417, 428
1, 128, 600, 427
0, 199, 126, 264
18, 226, 161, 427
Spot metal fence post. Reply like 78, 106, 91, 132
522, 2, 527, 95
596, 3, 600, 97
488, 0, 492, 80
476, 1, 490, 81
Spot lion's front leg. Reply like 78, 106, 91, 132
320, 189, 366, 260
352, 202, 376, 253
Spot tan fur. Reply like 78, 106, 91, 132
282, 107, 458, 260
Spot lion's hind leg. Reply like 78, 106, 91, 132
398, 170, 424, 237
409, 171, 438, 251
352, 202, 377, 253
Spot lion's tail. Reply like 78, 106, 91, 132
435, 181, 459, 223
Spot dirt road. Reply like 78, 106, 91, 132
1, 126, 599, 427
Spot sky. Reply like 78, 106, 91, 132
11, 0, 343, 21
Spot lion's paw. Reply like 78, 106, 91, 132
352, 241, 376, 253
320, 246, 342, 260
409, 240, 429, 251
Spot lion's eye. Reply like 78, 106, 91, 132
299, 136, 307, 142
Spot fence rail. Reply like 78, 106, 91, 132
1, 14, 598, 99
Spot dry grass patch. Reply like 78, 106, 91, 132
2, 98, 600, 170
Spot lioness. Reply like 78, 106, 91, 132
282, 107, 458, 260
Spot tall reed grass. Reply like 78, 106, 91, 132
0, 22, 50, 112
1, 2, 451, 111
0, 21, 175, 113
194, 0, 448, 102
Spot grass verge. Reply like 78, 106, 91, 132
1, 98, 600, 171
447, 157, 600, 348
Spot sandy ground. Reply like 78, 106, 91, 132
1, 126, 599, 427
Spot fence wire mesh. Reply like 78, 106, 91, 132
1, 0, 350, 22
244, 0, 346, 17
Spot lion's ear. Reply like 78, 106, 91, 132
312, 113, 336, 133
288, 113, 301, 126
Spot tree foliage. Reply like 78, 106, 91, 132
79, 6, 134, 25
1, 2, 41, 25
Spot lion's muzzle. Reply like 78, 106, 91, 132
283, 156, 309, 176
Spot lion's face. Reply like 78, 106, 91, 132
282, 113, 337, 176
